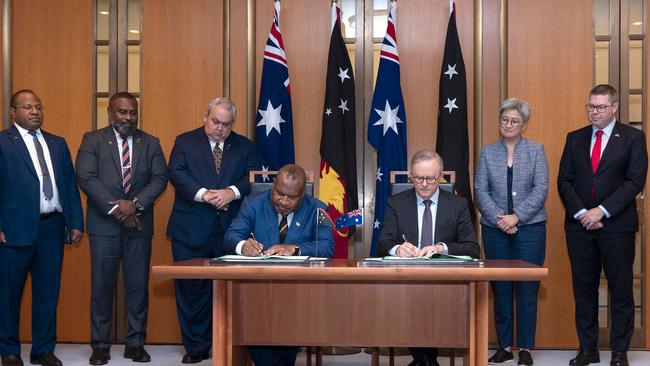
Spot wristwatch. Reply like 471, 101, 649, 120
290, 244, 300, 256
132, 197, 144, 211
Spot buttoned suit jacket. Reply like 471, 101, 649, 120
558, 121, 647, 232
377, 188, 479, 258
166, 128, 258, 246
76, 126, 168, 237
0, 125, 83, 245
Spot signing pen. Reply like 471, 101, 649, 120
402, 234, 408, 243
250, 232, 264, 255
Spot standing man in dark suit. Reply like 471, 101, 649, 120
0, 89, 84, 366
377, 149, 479, 366
76, 92, 168, 365
167, 97, 257, 364
558, 84, 647, 366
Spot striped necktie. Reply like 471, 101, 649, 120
213, 143, 222, 174
121, 135, 132, 193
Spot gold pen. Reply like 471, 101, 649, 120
250, 232, 264, 255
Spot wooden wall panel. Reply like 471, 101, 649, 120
142, 0, 223, 343
255, 0, 329, 190
507, 0, 593, 348
229, 0, 250, 136
13, 0, 93, 342
645, 0, 650, 349
481, 0, 501, 146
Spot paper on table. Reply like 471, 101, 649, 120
217, 254, 310, 261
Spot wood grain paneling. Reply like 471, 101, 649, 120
645, 0, 650, 349
142, 0, 223, 343
507, 0, 593, 348
13, 0, 93, 342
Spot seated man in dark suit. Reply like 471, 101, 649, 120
377, 149, 479, 366
224, 164, 334, 365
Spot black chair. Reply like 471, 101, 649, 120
389, 170, 456, 195
249, 170, 314, 196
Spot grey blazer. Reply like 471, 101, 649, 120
474, 138, 548, 227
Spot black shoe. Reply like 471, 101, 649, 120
569, 349, 600, 366
407, 359, 439, 366
29, 352, 62, 366
89, 348, 110, 365
181, 353, 209, 364
610, 351, 628, 366
518, 350, 533, 366
1, 355, 24, 366
489, 348, 514, 364
123, 347, 150, 363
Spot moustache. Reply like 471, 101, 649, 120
112, 121, 136, 135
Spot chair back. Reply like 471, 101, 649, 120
389, 171, 456, 195
248, 170, 314, 196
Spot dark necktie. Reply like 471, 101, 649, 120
28, 130, 53, 200
279, 215, 288, 243
213, 143, 222, 174
421, 200, 433, 248
121, 135, 132, 194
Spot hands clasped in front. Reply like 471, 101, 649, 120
110, 199, 141, 229
241, 238, 295, 256
577, 207, 605, 230
396, 241, 445, 257
203, 188, 234, 210
497, 213, 519, 235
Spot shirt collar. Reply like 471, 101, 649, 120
416, 188, 440, 206
14, 123, 41, 138
593, 118, 616, 137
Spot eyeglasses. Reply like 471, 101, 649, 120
499, 117, 523, 126
12, 104, 44, 111
412, 175, 438, 184
585, 104, 613, 113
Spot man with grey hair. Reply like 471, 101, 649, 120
167, 97, 258, 363
377, 149, 478, 366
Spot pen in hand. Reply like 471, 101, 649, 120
250, 233, 264, 255
402, 234, 408, 243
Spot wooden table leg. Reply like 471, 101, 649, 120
371, 348, 379, 366
465, 281, 489, 366
213, 280, 228, 366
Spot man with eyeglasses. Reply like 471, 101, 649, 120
377, 149, 479, 366
558, 84, 648, 366
0, 90, 84, 366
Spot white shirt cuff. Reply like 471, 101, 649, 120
598, 205, 611, 218
228, 185, 241, 200
437, 242, 449, 254
235, 240, 246, 255
573, 208, 587, 219
389, 245, 400, 256
194, 188, 207, 202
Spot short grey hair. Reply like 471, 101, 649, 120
206, 97, 237, 120
410, 149, 444, 171
499, 98, 531, 122
590, 84, 619, 104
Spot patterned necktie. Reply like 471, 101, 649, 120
121, 135, 132, 194
421, 200, 433, 248
591, 129, 603, 173
28, 130, 54, 200
213, 143, 222, 174
279, 215, 288, 243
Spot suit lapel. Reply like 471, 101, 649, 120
596, 122, 621, 173
405, 190, 419, 246
579, 127, 594, 173
7, 126, 38, 179
102, 127, 123, 179
196, 128, 220, 183
263, 192, 280, 243
433, 191, 447, 244
42, 131, 60, 183
286, 197, 308, 243
131, 131, 144, 175
219, 133, 236, 180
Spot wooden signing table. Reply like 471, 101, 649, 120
152, 259, 547, 366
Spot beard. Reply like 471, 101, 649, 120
111, 120, 136, 136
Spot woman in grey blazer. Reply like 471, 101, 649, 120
475, 98, 548, 366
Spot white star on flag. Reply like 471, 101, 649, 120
338, 99, 349, 114
338, 67, 351, 83
373, 220, 381, 229
257, 100, 285, 136
325, 108, 332, 116
444, 98, 459, 114
376, 167, 383, 181
373, 100, 403, 136
261, 165, 270, 182
443, 64, 458, 80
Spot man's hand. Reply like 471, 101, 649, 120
578, 207, 605, 229
69, 229, 83, 243
264, 244, 295, 256
122, 214, 142, 229
242, 238, 264, 256
109, 199, 137, 222
0, 230, 5, 243
396, 242, 419, 257
204, 189, 235, 210
497, 214, 519, 232
417, 243, 445, 257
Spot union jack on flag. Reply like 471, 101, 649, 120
334, 208, 363, 230
255, 0, 295, 176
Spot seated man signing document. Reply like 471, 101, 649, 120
223, 164, 333, 366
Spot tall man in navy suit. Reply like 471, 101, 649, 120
0, 90, 84, 366
558, 85, 648, 366
223, 164, 334, 366
167, 97, 257, 364
76, 92, 168, 365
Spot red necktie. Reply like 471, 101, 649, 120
591, 130, 603, 173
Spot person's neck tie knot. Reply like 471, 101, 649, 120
28, 130, 37, 137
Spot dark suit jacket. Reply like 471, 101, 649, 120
558, 121, 647, 232
377, 188, 479, 258
0, 125, 84, 245
76, 126, 168, 237
223, 190, 334, 257
166, 128, 258, 246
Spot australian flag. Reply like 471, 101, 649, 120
335, 208, 363, 230
436, 0, 474, 219
367, 1, 408, 256
255, 0, 295, 175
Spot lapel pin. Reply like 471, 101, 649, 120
614, 133, 620, 138
296, 221, 301, 227
108, 141, 113, 144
